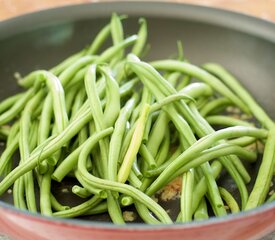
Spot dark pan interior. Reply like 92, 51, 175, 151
0, 2, 275, 222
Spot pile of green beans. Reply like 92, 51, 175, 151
0, 14, 274, 224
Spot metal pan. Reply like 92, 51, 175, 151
0, 2, 274, 239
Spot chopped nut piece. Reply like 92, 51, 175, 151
159, 176, 182, 201
123, 211, 137, 222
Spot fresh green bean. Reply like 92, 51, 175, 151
13, 177, 26, 210
180, 169, 195, 222
128, 170, 142, 188
127, 56, 226, 216
205, 115, 253, 127
150, 59, 249, 113
72, 185, 92, 198
0, 134, 19, 176
108, 96, 137, 181
139, 144, 157, 169
50, 195, 70, 211
77, 134, 172, 224
53, 196, 102, 218
110, 13, 124, 63
200, 97, 232, 117
86, 24, 111, 55
52, 128, 113, 182
40, 166, 54, 216
0, 93, 25, 115
132, 18, 147, 57
245, 128, 275, 209
100, 66, 120, 127
51, 50, 86, 76
194, 198, 209, 220
203, 63, 274, 129
0, 87, 37, 126
219, 187, 240, 213
145, 126, 267, 194
155, 128, 170, 166
118, 104, 150, 183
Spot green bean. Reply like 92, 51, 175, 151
110, 13, 124, 62
64, 67, 87, 90
219, 187, 240, 213
108, 97, 137, 181
146, 147, 182, 177
118, 104, 150, 183
85, 65, 109, 177
128, 170, 142, 188
228, 136, 256, 147
84, 201, 108, 215
206, 115, 253, 127
194, 198, 209, 220
132, 18, 147, 57
64, 36, 137, 90
74, 170, 106, 198
51, 50, 86, 76
52, 128, 113, 182
155, 128, 170, 166
192, 161, 222, 213
100, 66, 120, 127
38, 95, 53, 144
0, 134, 19, 176
149, 93, 194, 113
40, 166, 54, 216
19, 91, 45, 212
0, 93, 25, 115
245, 128, 275, 209
127, 56, 226, 215
0, 87, 37, 126
146, 113, 169, 157
179, 82, 213, 100
0, 105, 94, 195
176, 75, 191, 91
203, 63, 274, 129
107, 191, 125, 224
53, 196, 102, 218
29, 120, 39, 152
86, 24, 111, 55
150, 59, 249, 113
50, 195, 70, 211
139, 144, 157, 169
200, 97, 232, 117
96, 35, 138, 64
190, 103, 251, 186
40, 71, 68, 133
135, 203, 161, 224
65, 85, 81, 117
2, 122, 20, 176
145, 126, 267, 194
167, 72, 182, 87
118, 122, 137, 164
164, 144, 254, 214
13, 177, 26, 210
77, 135, 172, 224
128, 56, 255, 210
58, 56, 96, 86
180, 169, 195, 222
132, 158, 143, 179
72, 185, 92, 198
